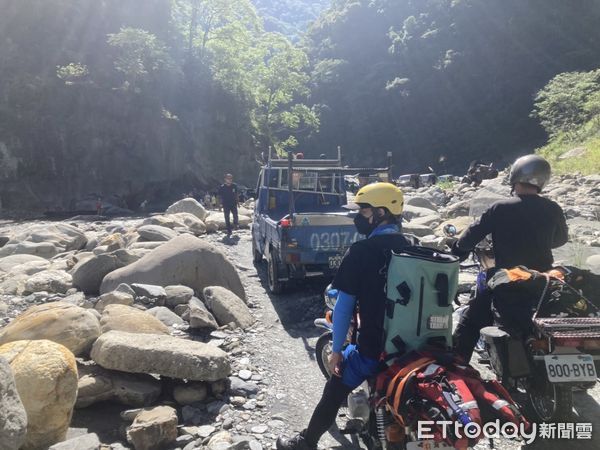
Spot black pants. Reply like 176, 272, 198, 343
223, 204, 238, 234
453, 288, 493, 362
303, 376, 353, 447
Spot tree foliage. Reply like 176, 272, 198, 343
302, 0, 600, 172
0, 0, 317, 209
532, 70, 600, 138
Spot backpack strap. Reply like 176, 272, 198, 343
385, 356, 436, 425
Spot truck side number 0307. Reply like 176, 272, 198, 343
310, 232, 360, 251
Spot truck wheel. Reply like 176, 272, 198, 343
267, 253, 284, 294
252, 238, 263, 263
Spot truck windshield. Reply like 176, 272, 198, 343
275, 169, 342, 193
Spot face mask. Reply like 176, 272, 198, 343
354, 213, 377, 236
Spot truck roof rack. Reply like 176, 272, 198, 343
265, 146, 342, 168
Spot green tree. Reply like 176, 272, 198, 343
251, 33, 319, 154
532, 70, 600, 138
107, 27, 175, 91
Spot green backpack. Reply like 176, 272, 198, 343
383, 246, 459, 357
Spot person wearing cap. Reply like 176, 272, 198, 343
451, 154, 568, 362
218, 173, 239, 237
277, 183, 410, 450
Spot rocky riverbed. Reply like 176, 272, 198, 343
0, 175, 599, 450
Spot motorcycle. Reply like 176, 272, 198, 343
314, 287, 456, 450
444, 188, 600, 422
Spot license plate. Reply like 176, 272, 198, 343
328, 255, 343, 269
544, 354, 597, 382
406, 441, 454, 450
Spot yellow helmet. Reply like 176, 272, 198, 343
346, 182, 404, 215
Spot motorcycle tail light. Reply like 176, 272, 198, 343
325, 311, 333, 323
385, 423, 405, 442
279, 218, 292, 228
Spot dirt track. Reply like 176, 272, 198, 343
210, 230, 600, 450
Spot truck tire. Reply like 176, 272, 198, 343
252, 238, 263, 263
267, 252, 284, 294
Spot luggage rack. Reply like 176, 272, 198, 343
534, 317, 600, 339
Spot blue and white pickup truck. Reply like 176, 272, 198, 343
251, 150, 390, 293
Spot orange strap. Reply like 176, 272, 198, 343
385, 357, 435, 425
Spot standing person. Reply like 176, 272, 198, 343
218, 173, 239, 237
276, 183, 409, 450
203, 192, 212, 209
451, 154, 568, 362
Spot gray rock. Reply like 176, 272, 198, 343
181, 405, 203, 424
197, 425, 216, 438
402, 204, 437, 220
401, 223, 434, 237
129, 242, 164, 250
147, 306, 185, 327
187, 297, 219, 330
228, 377, 259, 396
183, 439, 203, 450
72, 254, 123, 294
100, 304, 169, 335
76, 364, 162, 408
24, 270, 72, 294
165, 285, 194, 307
238, 369, 252, 381
0, 254, 47, 273
100, 235, 245, 302
176, 434, 196, 446
408, 214, 441, 228
115, 283, 136, 296
166, 198, 209, 221
0, 223, 86, 258
137, 225, 178, 242
127, 406, 178, 450
61, 291, 86, 306
91, 330, 231, 381
203, 286, 254, 330
131, 284, 167, 301
48, 433, 100, 450
170, 213, 207, 236
0, 356, 27, 450
173, 382, 209, 405
0, 302, 100, 356
445, 199, 471, 218
405, 196, 437, 211
174, 304, 189, 317
587, 254, 600, 274
95, 291, 134, 312
210, 379, 228, 396
0, 241, 58, 259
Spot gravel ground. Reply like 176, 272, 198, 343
208, 230, 600, 450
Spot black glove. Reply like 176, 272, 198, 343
451, 241, 470, 262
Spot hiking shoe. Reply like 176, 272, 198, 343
276, 434, 316, 450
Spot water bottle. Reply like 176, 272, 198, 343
348, 388, 370, 422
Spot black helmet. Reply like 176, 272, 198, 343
508, 154, 551, 191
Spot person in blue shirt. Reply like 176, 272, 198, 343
277, 183, 410, 450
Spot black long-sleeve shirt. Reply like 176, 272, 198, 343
456, 194, 568, 271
